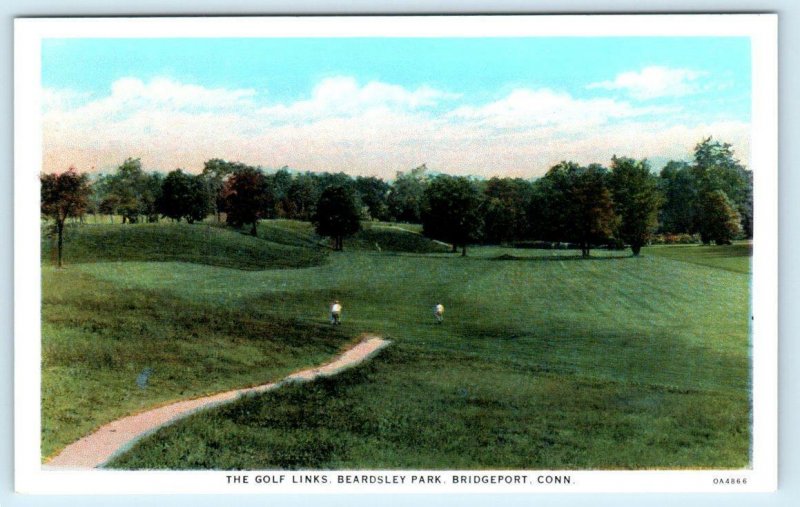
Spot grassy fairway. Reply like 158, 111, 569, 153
99, 239, 750, 470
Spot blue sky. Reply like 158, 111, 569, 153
41, 37, 752, 178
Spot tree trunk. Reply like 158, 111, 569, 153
631, 243, 642, 256
461, 244, 467, 257
250, 221, 258, 236
56, 219, 64, 268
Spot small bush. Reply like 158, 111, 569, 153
650, 233, 701, 245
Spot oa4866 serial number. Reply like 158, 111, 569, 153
713, 477, 747, 485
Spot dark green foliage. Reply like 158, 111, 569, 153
223, 166, 275, 236
421, 175, 484, 256
101, 158, 163, 224
697, 190, 742, 245
658, 161, 697, 234
481, 177, 533, 244
387, 164, 428, 223
40, 168, 92, 267
533, 162, 618, 258
691, 137, 752, 239
609, 157, 662, 256
312, 186, 362, 251
158, 169, 211, 223
286, 173, 321, 220
200, 159, 235, 222
355, 176, 391, 221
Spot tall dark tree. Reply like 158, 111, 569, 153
609, 156, 662, 256
106, 158, 148, 223
355, 176, 391, 221
40, 168, 91, 267
270, 167, 294, 218
158, 169, 211, 223
534, 162, 618, 257
691, 137, 752, 238
570, 164, 618, 257
697, 190, 742, 245
201, 159, 234, 222
658, 160, 696, 233
223, 166, 275, 236
387, 164, 428, 223
312, 185, 361, 250
421, 175, 484, 256
286, 173, 321, 220
482, 177, 532, 244
141, 172, 164, 223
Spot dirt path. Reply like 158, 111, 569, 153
45, 336, 390, 470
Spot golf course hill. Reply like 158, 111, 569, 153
41, 222, 326, 270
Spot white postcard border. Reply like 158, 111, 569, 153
14, 14, 778, 494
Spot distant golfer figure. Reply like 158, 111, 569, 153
434, 303, 445, 324
330, 300, 342, 325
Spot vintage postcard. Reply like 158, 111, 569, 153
15, 15, 777, 494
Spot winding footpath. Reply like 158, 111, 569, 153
45, 336, 390, 470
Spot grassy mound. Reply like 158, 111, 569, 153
351, 225, 451, 253
255, 219, 449, 253
41, 222, 326, 270
255, 220, 321, 248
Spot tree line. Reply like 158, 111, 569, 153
42, 137, 752, 265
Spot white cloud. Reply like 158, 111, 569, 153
42, 76, 749, 178
449, 88, 667, 130
587, 66, 707, 100
257, 76, 460, 123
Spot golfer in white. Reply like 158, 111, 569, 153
434, 303, 444, 324
330, 300, 342, 325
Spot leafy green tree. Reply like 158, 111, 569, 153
113, 158, 147, 223
40, 168, 91, 267
102, 158, 163, 224
697, 190, 742, 245
421, 175, 484, 256
355, 176, 391, 221
158, 169, 211, 223
388, 164, 428, 223
658, 160, 696, 233
313, 185, 361, 250
141, 172, 164, 223
201, 159, 234, 222
691, 137, 752, 238
482, 177, 532, 244
533, 162, 618, 257
609, 156, 662, 256
269, 167, 294, 218
286, 173, 321, 220
223, 166, 275, 236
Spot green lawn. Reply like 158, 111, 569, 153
647, 242, 752, 274
57, 232, 749, 470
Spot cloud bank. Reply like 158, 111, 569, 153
42, 74, 749, 179
587, 66, 707, 100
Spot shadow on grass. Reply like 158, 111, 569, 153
489, 253, 633, 262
